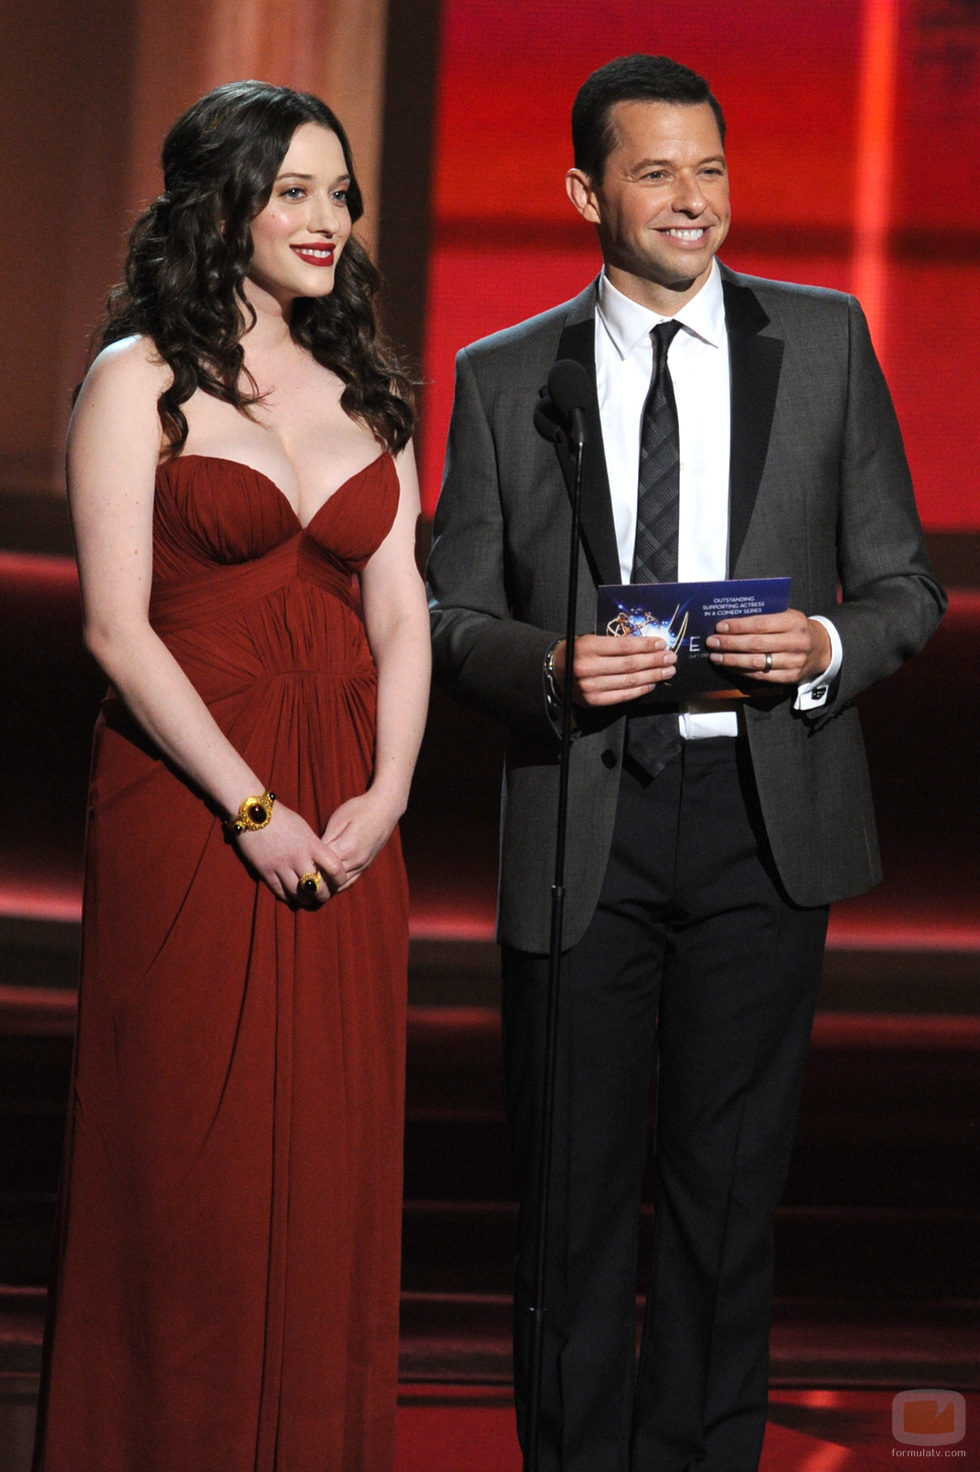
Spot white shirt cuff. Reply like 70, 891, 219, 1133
794, 615, 842, 710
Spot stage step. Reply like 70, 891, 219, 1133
3, 999, 978, 1295
4, 1286, 976, 1394
397, 1292, 980, 1389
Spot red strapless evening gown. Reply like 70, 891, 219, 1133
34, 454, 409, 1472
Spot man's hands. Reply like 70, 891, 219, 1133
551, 610, 830, 708
552, 634, 677, 708
707, 610, 831, 685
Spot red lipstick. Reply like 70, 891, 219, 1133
291, 243, 335, 267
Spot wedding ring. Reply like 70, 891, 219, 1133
764, 651, 773, 672
299, 871, 323, 896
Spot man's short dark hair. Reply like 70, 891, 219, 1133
572, 54, 726, 180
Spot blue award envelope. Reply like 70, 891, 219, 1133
596, 577, 791, 698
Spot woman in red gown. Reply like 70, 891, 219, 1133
33, 82, 430, 1472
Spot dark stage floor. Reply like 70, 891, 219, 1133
3, 1376, 976, 1471
397, 1385, 979, 1471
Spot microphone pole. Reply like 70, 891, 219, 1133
526, 360, 589, 1472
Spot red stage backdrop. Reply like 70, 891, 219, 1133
418, 0, 980, 532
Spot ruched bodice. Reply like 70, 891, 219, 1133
150, 451, 394, 682
152, 451, 394, 581
35, 451, 409, 1472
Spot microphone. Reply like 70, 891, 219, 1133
534, 359, 590, 450
533, 394, 562, 444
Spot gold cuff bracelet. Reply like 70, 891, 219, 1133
225, 790, 276, 835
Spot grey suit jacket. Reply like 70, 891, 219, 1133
427, 266, 946, 953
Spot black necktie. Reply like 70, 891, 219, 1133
626, 320, 683, 780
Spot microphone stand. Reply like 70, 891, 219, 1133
525, 407, 586, 1472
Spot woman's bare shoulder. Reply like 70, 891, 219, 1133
69, 337, 172, 464
80, 335, 174, 401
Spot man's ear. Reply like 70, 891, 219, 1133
566, 168, 600, 225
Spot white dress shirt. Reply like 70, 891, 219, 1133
594, 263, 839, 739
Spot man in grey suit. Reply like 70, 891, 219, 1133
426, 54, 945, 1472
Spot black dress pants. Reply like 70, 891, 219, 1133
501, 737, 829, 1472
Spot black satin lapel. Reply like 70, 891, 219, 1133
552, 315, 621, 588
724, 277, 784, 573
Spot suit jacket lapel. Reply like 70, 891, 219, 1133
547, 270, 785, 587
552, 287, 621, 589
722, 267, 784, 573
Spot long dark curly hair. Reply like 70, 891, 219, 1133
99, 80, 415, 455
